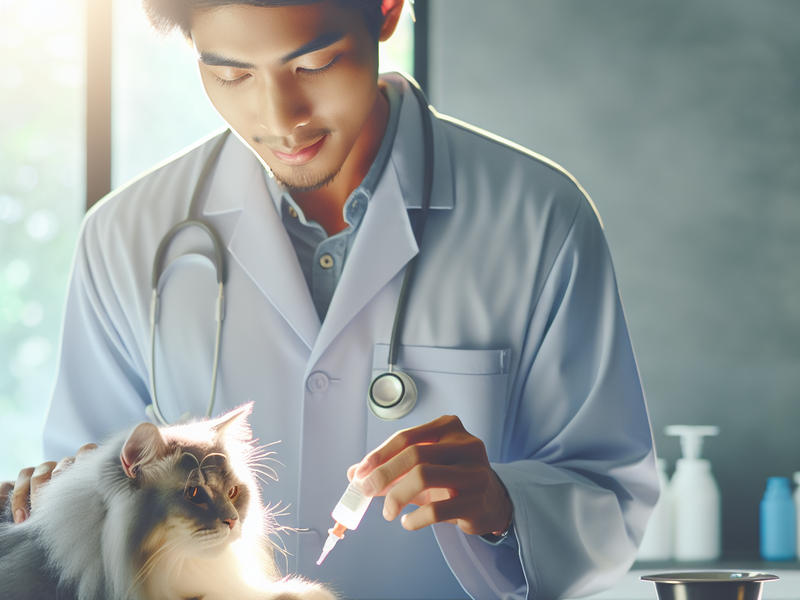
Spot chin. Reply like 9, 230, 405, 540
188, 525, 243, 559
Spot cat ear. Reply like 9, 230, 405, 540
210, 402, 253, 442
120, 422, 168, 478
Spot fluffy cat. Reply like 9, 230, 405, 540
0, 404, 335, 600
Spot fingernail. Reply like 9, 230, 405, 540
32, 464, 51, 477
15, 509, 26, 523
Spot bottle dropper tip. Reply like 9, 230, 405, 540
316, 532, 338, 565
316, 522, 347, 566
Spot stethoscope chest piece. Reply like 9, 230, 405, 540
368, 370, 417, 421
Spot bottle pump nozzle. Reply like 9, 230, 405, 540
665, 425, 719, 460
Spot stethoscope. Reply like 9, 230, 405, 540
149, 79, 433, 426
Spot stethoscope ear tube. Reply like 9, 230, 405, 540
367, 79, 434, 422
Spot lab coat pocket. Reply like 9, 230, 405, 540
368, 344, 511, 461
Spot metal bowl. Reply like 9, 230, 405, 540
640, 571, 779, 600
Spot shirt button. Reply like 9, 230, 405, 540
307, 371, 330, 393
288, 207, 298, 218
319, 254, 334, 269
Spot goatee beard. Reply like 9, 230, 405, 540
273, 167, 342, 194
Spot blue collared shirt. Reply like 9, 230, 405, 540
265, 83, 402, 320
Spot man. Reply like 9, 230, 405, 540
3, 1, 658, 598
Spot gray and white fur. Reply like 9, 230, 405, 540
0, 404, 335, 600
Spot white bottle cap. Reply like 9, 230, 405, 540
665, 425, 719, 460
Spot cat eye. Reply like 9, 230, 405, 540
228, 486, 239, 500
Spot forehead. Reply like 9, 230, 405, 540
191, 2, 363, 58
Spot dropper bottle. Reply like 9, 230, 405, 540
317, 479, 373, 565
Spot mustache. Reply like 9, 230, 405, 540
252, 128, 331, 151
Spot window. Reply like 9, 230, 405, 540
0, 1, 417, 480
0, 0, 84, 479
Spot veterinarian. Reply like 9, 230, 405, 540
3, 1, 659, 598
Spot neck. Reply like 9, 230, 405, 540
291, 87, 389, 236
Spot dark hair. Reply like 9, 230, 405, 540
142, 0, 385, 41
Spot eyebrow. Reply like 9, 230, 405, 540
279, 30, 346, 65
198, 52, 256, 69
197, 31, 346, 70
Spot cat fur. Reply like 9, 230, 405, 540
0, 404, 335, 600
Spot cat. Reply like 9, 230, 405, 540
0, 403, 335, 600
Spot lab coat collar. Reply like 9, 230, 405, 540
227, 163, 322, 350
201, 129, 256, 216
381, 72, 454, 211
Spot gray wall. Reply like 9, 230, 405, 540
429, 0, 799, 559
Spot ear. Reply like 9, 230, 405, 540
210, 402, 254, 442
379, 0, 405, 43
120, 422, 168, 478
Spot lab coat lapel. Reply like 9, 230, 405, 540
307, 166, 417, 368
306, 73, 455, 367
224, 145, 320, 350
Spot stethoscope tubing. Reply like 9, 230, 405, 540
149, 131, 230, 425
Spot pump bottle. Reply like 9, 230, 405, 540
666, 425, 720, 561
794, 472, 800, 560
637, 458, 672, 560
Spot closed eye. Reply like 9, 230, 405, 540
215, 73, 251, 88
297, 53, 342, 75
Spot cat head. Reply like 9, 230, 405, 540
119, 403, 263, 559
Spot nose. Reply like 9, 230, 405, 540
223, 517, 238, 530
257, 78, 310, 139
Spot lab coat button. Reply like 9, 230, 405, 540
307, 372, 330, 393
319, 254, 334, 269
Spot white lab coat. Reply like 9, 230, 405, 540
44, 74, 658, 600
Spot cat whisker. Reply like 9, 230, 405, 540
250, 467, 279, 484
126, 537, 185, 600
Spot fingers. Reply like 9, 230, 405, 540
30, 461, 58, 501
385, 465, 512, 535
355, 415, 466, 480
52, 443, 97, 478
0, 481, 14, 515
360, 430, 486, 498
8, 443, 97, 524
11, 466, 35, 523
381, 463, 483, 521
400, 495, 470, 531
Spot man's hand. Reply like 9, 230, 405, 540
0, 443, 97, 523
348, 415, 512, 537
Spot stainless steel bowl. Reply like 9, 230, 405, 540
640, 571, 779, 600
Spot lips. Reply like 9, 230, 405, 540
271, 135, 327, 166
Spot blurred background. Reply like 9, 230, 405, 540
1, 0, 798, 560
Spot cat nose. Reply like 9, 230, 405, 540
223, 517, 238, 530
